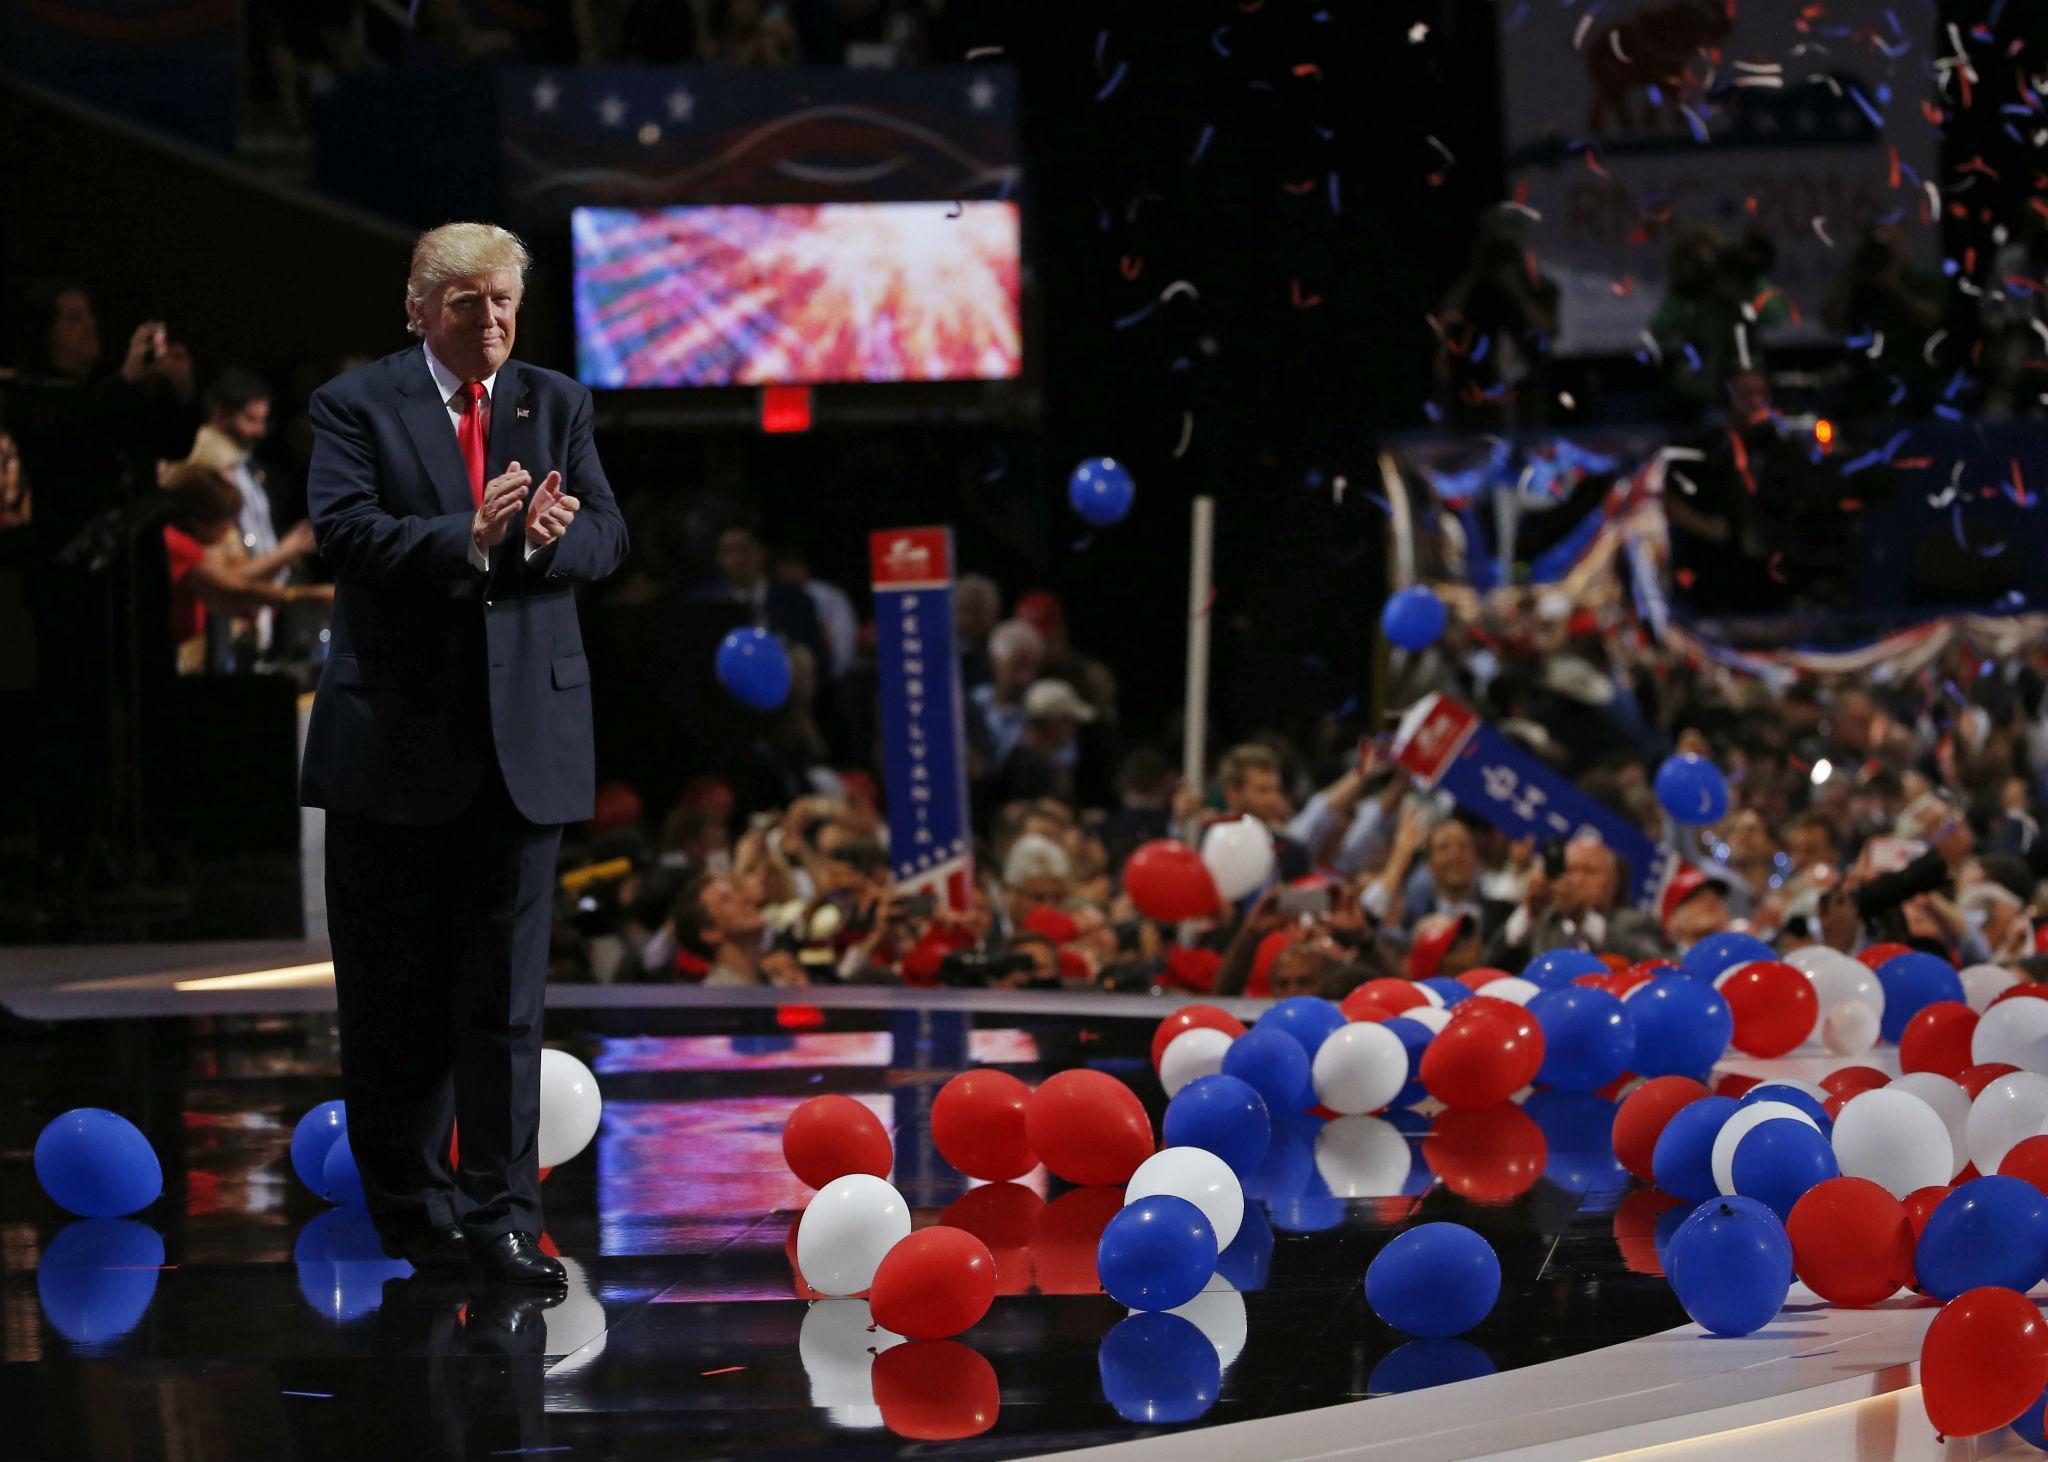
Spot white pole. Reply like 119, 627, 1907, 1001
1183, 495, 1216, 799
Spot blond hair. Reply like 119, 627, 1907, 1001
404, 222, 531, 336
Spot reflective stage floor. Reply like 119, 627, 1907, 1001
0, 991, 2011, 1461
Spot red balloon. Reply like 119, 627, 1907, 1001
1338, 990, 1396, 1023
1351, 978, 1429, 1015
1150, 1004, 1247, 1068
1713, 1072, 1763, 1100
1030, 1185, 1122, 1295
1991, 984, 2048, 1007
1422, 1103, 1547, 1204
1903, 1185, 1952, 1242
868, 1226, 998, 1340
1999, 1136, 2048, 1200
1958, 1062, 2022, 1099
1456, 966, 1514, 992
1922, 1287, 2048, 1438
1899, 1001, 1980, 1080
1612, 1076, 1712, 1182
1023, 1070, 1153, 1186
1421, 1003, 1543, 1109
1819, 1065, 1891, 1099
1859, 941, 1913, 969
1719, 960, 1819, 1058
782, 1095, 893, 1190
873, 1339, 1001, 1440
1123, 840, 1221, 923
940, 1182, 1042, 1296
1785, 1177, 1913, 1307
931, 1071, 1037, 1181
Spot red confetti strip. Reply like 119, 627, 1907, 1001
702, 1366, 747, 1377
1887, 145, 1900, 188
2013, 459, 2030, 507
1119, 255, 1143, 280
1283, 179, 1317, 194
1289, 279, 1323, 309
1584, 149, 1610, 178
1191, 586, 1219, 619
1291, 63, 1323, 80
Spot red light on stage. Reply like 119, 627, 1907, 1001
762, 384, 811, 433
1814, 418, 1835, 449
776, 1003, 826, 1030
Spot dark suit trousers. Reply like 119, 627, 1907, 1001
327, 753, 561, 1251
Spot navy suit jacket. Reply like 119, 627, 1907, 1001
300, 346, 628, 827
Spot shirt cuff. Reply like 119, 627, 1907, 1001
468, 536, 489, 573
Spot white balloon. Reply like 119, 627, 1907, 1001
1310, 1022, 1409, 1116
1402, 1005, 1451, 1036
1200, 816, 1276, 901
538, 1048, 603, 1169
1161, 1280, 1247, 1371
1960, 963, 2022, 1013
1710, 961, 1756, 991
1972, 997, 2048, 1074
543, 1256, 610, 1378
1831, 1087, 1953, 1198
1967, 1071, 2048, 1175
1745, 1077, 1830, 1104
1476, 976, 1541, 1007
1711, 1101, 1822, 1196
1822, 1002, 1881, 1057
1126, 1146, 1244, 1251
1313, 1116, 1410, 1198
1792, 947, 1885, 1022
800, 1299, 903, 1419
1415, 984, 1448, 1009
1160, 1027, 1235, 1098
1889, 1073, 1972, 1180
796, 1174, 911, 1296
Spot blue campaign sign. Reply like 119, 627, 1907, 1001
869, 528, 974, 909
1393, 693, 1669, 906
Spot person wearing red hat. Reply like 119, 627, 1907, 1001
1659, 863, 1731, 954
1407, 911, 1482, 982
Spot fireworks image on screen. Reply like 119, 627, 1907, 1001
572, 202, 1023, 388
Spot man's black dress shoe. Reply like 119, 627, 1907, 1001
472, 1231, 567, 1287
465, 1288, 562, 1350
402, 1224, 471, 1274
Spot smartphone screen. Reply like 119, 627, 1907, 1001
1276, 885, 1334, 916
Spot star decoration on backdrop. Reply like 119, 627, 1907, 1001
597, 94, 627, 127
531, 76, 560, 112
967, 76, 997, 112
666, 88, 696, 122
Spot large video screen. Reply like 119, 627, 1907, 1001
571, 202, 1023, 388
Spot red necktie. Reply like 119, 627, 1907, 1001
456, 380, 488, 506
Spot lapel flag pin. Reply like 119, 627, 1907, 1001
517, 405, 531, 418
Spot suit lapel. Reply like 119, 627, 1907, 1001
395, 349, 480, 520
488, 362, 537, 562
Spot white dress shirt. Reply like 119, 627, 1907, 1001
421, 344, 544, 574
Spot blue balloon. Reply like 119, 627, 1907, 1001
322, 1132, 367, 1208
1096, 1195, 1217, 1311
1381, 585, 1448, 651
1679, 930, 1775, 981
1421, 977, 1471, 1008
2016, 1383, 2048, 1450
714, 627, 792, 711
1369, 1338, 1496, 1394
1654, 1199, 1702, 1272
1874, 952, 1968, 1046
37, 1219, 164, 1349
1626, 979, 1734, 1077
1262, 996, 1348, 1060
1242, 1112, 1317, 1204
1068, 456, 1137, 527
1098, 1311, 1220, 1423
34, 1108, 163, 1219
1379, 1016, 1435, 1110
1739, 1083, 1832, 1134
1365, 1223, 1500, 1338
1729, 1119, 1838, 1222
1215, 1202, 1274, 1292
1666, 1197, 1793, 1336
1163, 1074, 1272, 1176
290, 1100, 349, 1195
295, 1207, 412, 1322
1220, 1023, 1313, 1119
1529, 987, 1636, 1093
1651, 1096, 1740, 1202
1915, 1176, 2048, 1301
1655, 753, 1730, 826
1522, 949, 1608, 990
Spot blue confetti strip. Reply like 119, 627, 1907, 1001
1095, 61, 1128, 101
1211, 26, 1231, 58
1328, 172, 1342, 214
1190, 123, 1215, 164
1846, 85, 1885, 131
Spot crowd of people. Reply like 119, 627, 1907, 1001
542, 547, 2048, 1009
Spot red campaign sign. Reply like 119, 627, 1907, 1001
869, 528, 953, 591
1392, 692, 1481, 787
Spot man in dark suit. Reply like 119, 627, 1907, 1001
302, 222, 628, 1286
